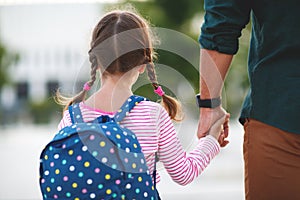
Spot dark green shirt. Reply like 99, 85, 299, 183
199, 0, 300, 134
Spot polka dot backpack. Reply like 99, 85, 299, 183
39, 95, 159, 200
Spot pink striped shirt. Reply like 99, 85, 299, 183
58, 100, 220, 185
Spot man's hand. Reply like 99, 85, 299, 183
197, 106, 230, 147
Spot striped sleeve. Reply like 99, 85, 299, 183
157, 105, 220, 185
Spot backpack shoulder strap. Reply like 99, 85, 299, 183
114, 95, 148, 122
68, 103, 84, 124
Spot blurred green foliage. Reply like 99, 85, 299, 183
29, 98, 61, 124
0, 41, 19, 90
0, 40, 19, 124
107, 0, 250, 118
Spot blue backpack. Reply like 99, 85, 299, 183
39, 95, 158, 200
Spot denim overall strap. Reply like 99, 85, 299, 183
68, 103, 84, 124
114, 95, 148, 122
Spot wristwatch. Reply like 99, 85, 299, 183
196, 94, 221, 108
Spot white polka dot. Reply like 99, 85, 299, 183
44, 170, 49, 176
125, 183, 131, 189
102, 125, 107, 129
57, 186, 62, 191
87, 179, 93, 184
113, 127, 118, 131
102, 157, 108, 163
125, 148, 130, 153
54, 154, 59, 159
90, 193, 96, 199
144, 192, 148, 197
141, 159, 145, 164
69, 165, 75, 171
123, 131, 128, 136
82, 146, 88, 151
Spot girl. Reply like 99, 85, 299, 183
56, 9, 228, 198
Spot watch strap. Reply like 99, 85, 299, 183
196, 94, 221, 108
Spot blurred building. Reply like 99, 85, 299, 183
0, 3, 104, 123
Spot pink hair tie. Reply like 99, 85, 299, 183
83, 82, 91, 91
154, 86, 165, 96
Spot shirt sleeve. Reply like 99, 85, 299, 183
157, 105, 220, 186
199, 0, 251, 54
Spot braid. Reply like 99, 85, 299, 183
146, 62, 183, 121
87, 54, 98, 87
146, 63, 158, 88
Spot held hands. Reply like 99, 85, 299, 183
208, 112, 230, 147
197, 107, 230, 147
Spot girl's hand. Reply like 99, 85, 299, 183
208, 113, 230, 147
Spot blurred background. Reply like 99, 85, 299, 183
0, 0, 251, 199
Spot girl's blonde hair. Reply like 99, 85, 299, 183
56, 9, 182, 121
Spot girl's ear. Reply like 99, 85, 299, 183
138, 64, 146, 74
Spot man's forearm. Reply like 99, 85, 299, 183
200, 49, 233, 99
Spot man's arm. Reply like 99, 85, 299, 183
197, 0, 251, 145
197, 49, 233, 147
200, 49, 233, 99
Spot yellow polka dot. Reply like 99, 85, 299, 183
118, 109, 122, 113
68, 150, 73, 155
106, 189, 112, 195
116, 134, 121, 139
55, 169, 60, 174
46, 187, 51, 192
152, 186, 154, 190
105, 174, 111, 180
135, 102, 139, 105
138, 177, 142, 182
74, 198, 80, 200
132, 163, 136, 169
72, 182, 78, 188
100, 141, 106, 147
133, 144, 137, 148
44, 155, 48, 160
84, 161, 90, 167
